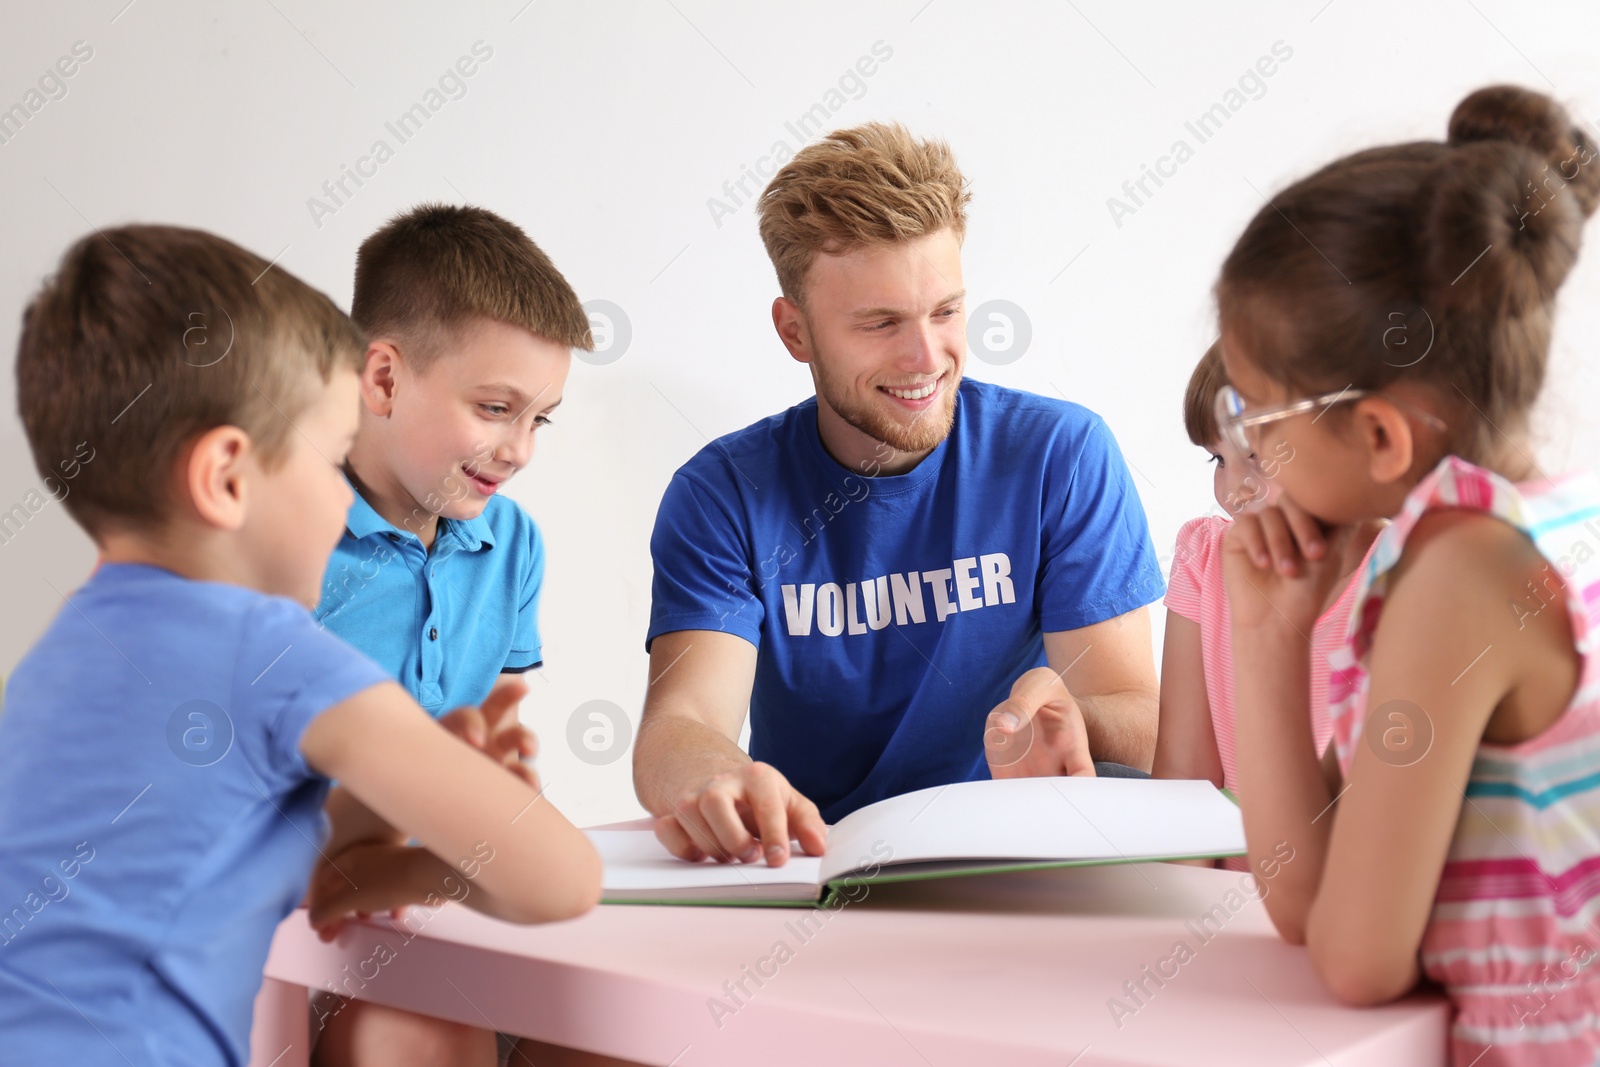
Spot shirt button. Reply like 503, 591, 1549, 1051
429, 627, 439, 641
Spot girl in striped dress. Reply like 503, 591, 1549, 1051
1212, 84, 1600, 1065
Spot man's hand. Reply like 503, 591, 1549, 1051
985, 667, 1096, 778
652, 761, 828, 868
439, 678, 539, 789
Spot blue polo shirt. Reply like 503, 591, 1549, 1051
647, 379, 1164, 822
315, 479, 545, 715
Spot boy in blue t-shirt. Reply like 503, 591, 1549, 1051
309, 206, 597, 1066
0, 225, 601, 1067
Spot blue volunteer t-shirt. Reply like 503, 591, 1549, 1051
647, 378, 1165, 823
0, 563, 391, 1067
315, 478, 545, 716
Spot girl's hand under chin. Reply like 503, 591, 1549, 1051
1221, 494, 1363, 635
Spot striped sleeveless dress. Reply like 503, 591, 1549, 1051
1325, 455, 1600, 1066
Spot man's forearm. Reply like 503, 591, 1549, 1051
633, 713, 752, 817
1076, 688, 1159, 771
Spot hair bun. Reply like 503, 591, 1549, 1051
1421, 141, 1581, 315
1421, 87, 1596, 313
1448, 85, 1600, 216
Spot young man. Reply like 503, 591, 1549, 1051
310, 205, 599, 1067
635, 123, 1167, 867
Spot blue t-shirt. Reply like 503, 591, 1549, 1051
0, 563, 390, 1067
647, 379, 1164, 822
316, 480, 545, 716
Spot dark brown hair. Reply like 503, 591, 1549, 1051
1217, 85, 1599, 464
16, 225, 366, 539
1183, 341, 1227, 447
352, 204, 593, 369
758, 122, 972, 304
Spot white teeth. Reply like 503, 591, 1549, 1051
885, 381, 937, 401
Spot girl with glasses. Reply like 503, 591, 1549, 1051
1216, 84, 1600, 1067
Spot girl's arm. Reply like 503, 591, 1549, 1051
1153, 610, 1225, 786
300, 681, 602, 925
1227, 589, 1331, 938
1306, 512, 1570, 1004
1228, 505, 1570, 1004
1221, 496, 1345, 938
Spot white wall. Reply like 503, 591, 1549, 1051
3, 0, 1597, 826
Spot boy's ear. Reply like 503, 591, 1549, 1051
184, 425, 252, 531
772, 297, 812, 365
360, 341, 401, 417
1355, 397, 1415, 486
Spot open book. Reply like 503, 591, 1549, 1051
592, 776, 1246, 906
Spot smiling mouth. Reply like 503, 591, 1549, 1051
464, 466, 507, 494
879, 375, 943, 402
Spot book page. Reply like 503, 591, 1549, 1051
820, 777, 1246, 882
589, 829, 824, 901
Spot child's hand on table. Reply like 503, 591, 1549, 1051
306, 679, 541, 940
306, 841, 457, 941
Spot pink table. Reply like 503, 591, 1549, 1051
249, 855, 1448, 1066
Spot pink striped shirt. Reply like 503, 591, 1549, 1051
1325, 456, 1600, 1067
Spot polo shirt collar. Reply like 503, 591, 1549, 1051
446, 509, 495, 551
342, 473, 496, 551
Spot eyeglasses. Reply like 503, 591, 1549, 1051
1213, 383, 1447, 459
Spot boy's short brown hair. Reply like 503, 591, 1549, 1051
1182, 341, 1227, 448
16, 224, 366, 540
352, 204, 593, 370
757, 122, 972, 304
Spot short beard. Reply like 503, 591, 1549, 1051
813, 355, 958, 456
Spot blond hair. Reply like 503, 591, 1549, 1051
757, 122, 971, 303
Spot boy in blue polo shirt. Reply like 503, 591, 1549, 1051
0, 224, 600, 1067
310, 205, 599, 1067
316, 205, 587, 714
